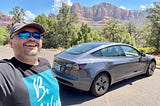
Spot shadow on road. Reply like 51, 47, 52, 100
60, 84, 94, 106
59, 74, 147, 106
156, 66, 160, 70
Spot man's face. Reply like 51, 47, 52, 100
9, 26, 42, 58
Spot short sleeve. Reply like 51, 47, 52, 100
0, 63, 15, 103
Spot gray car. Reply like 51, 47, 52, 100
52, 42, 156, 96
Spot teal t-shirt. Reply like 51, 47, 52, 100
0, 57, 61, 106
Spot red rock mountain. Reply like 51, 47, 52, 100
70, 2, 146, 27
0, 11, 12, 26
0, 2, 147, 27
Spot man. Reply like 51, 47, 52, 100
0, 22, 61, 106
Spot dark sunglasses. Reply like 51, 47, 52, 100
17, 31, 43, 39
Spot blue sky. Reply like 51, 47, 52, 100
0, 0, 159, 20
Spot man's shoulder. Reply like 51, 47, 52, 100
39, 57, 50, 64
0, 59, 14, 73
0, 59, 10, 66
0, 59, 9, 63
38, 57, 51, 68
0, 59, 16, 69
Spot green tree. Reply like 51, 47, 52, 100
34, 14, 57, 48
0, 27, 8, 45
76, 23, 105, 44
77, 23, 91, 43
34, 6, 78, 49
125, 21, 146, 47
57, 6, 77, 48
34, 14, 48, 30
146, 2, 160, 49
102, 19, 135, 46
103, 19, 120, 42
6, 6, 26, 34
34, 13, 55, 32
126, 21, 138, 40
9, 6, 25, 23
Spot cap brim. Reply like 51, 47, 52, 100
16, 23, 45, 34
10, 22, 45, 38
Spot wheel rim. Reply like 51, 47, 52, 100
95, 76, 109, 95
148, 62, 156, 75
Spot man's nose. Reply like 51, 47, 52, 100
28, 35, 36, 40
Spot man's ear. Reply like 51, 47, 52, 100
8, 39, 13, 48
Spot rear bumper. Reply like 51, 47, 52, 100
53, 69, 92, 91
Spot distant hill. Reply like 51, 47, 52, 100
0, 2, 148, 27
0, 11, 12, 27
70, 2, 148, 27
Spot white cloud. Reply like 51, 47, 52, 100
151, 3, 155, 8
140, 5, 146, 10
119, 6, 126, 10
24, 11, 36, 21
64, 0, 73, 6
52, 0, 73, 14
151, 3, 153, 8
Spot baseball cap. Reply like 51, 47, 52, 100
9, 22, 45, 38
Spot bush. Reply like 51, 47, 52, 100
0, 27, 8, 45
137, 47, 157, 53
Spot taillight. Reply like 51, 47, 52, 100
66, 63, 86, 71
72, 64, 80, 71
79, 64, 86, 69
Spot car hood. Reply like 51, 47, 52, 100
145, 54, 155, 60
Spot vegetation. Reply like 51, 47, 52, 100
102, 19, 136, 46
9, 6, 25, 23
146, 2, 160, 50
34, 6, 106, 48
0, 27, 8, 45
137, 47, 156, 53
6, 6, 26, 32
0, 2, 159, 53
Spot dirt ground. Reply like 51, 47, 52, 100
0, 45, 58, 65
1, 45, 160, 106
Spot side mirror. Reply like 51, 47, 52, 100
141, 53, 146, 57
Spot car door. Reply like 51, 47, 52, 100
99, 45, 131, 81
101, 45, 142, 82
115, 45, 143, 79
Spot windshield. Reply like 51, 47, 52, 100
65, 43, 100, 55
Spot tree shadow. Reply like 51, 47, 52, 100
59, 74, 147, 106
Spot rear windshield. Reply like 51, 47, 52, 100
65, 43, 100, 55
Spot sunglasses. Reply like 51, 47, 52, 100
17, 31, 43, 39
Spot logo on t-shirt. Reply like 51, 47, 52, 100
23, 69, 61, 106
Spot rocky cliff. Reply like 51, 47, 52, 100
0, 11, 12, 26
0, 2, 147, 27
70, 2, 147, 26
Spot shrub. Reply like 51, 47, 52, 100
137, 47, 156, 53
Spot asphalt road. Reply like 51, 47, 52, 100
0, 46, 160, 106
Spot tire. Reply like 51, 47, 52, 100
90, 73, 109, 96
146, 61, 156, 76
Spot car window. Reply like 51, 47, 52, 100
91, 50, 103, 57
92, 46, 124, 57
121, 45, 140, 57
102, 46, 123, 57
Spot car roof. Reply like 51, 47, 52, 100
81, 42, 123, 47
56, 42, 132, 62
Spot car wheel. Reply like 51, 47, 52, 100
90, 73, 109, 96
146, 61, 156, 76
